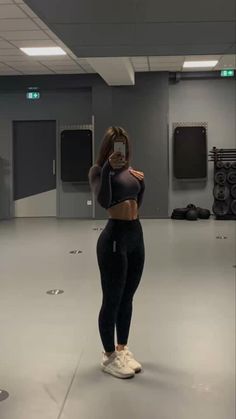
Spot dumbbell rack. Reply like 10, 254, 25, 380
209, 147, 236, 220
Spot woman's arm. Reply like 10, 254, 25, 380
88, 160, 113, 208
137, 178, 145, 208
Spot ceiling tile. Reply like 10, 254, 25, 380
20, 69, 55, 74
0, 4, 27, 18
134, 68, 149, 72
149, 55, 184, 63
0, 30, 50, 40
150, 63, 182, 70
0, 39, 14, 48
1, 55, 39, 62
0, 18, 39, 31
132, 63, 148, 68
184, 54, 221, 61
44, 29, 60, 41
53, 69, 85, 74
32, 17, 49, 30
17, 3, 38, 18
215, 54, 236, 69
0, 48, 24, 55
38, 58, 75, 65
11, 39, 58, 47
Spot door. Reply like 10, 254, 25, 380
13, 120, 56, 217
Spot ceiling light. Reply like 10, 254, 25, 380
183, 60, 218, 68
20, 47, 67, 56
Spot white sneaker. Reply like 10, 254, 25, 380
101, 350, 135, 379
123, 346, 142, 373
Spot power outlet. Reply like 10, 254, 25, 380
87, 200, 92, 206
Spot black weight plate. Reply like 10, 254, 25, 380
212, 201, 229, 216
231, 200, 236, 215
187, 203, 197, 209
216, 161, 224, 169
223, 162, 232, 169
186, 209, 198, 220
214, 171, 226, 185
198, 208, 211, 219
232, 162, 236, 169
171, 214, 186, 219
227, 171, 236, 184
213, 185, 230, 201
231, 185, 236, 199
172, 207, 189, 214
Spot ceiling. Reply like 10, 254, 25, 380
0, 0, 235, 85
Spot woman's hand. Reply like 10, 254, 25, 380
129, 168, 144, 181
108, 151, 127, 170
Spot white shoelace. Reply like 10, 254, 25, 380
115, 351, 127, 367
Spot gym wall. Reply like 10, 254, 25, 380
169, 78, 236, 215
0, 74, 235, 220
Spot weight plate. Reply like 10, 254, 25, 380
172, 207, 189, 214
212, 201, 229, 216
214, 171, 226, 185
213, 185, 230, 201
231, 200, 236, 215
216, 161, 224, 169
231, 185, 236, 199
223, 162, 232, 169
227, 171, 236, 184
232, 162, 236, 169
187, 203, 197, 209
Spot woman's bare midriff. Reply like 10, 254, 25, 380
108, 199, 138, 220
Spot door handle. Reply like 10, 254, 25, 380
53, 159, 56, 175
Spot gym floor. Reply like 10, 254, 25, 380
0, 218, 235, 419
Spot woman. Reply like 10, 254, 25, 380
88, 126, 145, 379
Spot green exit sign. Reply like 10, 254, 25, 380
221, 69, 235, 77
26, 91, 40, 100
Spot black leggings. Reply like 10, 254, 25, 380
96, 218, 145, 353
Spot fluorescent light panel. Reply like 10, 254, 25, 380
20, 47, 66, 56
183, 60, 218, 68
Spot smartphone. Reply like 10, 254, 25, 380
114, 141, 126, 158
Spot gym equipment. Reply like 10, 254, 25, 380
171, 207, 189, 219
231, 200, 236, 215
197, 208, 211, 219
187, 203, 197, 209
212, 201, 229, 216
216, 161, 224, 169
231, 185, 236, 199
209, 147, 236, 219
171, 203, 211, 220
213, 185, 230, 201
186, 209, 198, 220
227, 171, 236, 184
214, 171, 226, 185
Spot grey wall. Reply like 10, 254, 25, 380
0, 72, 169, 220
93, 72, 169, 219
169, 78, 236, 214
0, 88, 92, 219
1, 73, 234, 220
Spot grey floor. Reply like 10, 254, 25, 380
0, 217, 235, 419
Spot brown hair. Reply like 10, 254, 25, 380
95, 126, 131, 167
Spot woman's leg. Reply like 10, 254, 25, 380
116, 235, 145, 346
96, 232, 128, 354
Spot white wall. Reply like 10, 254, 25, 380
168, 78, 236, 214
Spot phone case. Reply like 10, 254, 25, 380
114, 142, 126, 156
